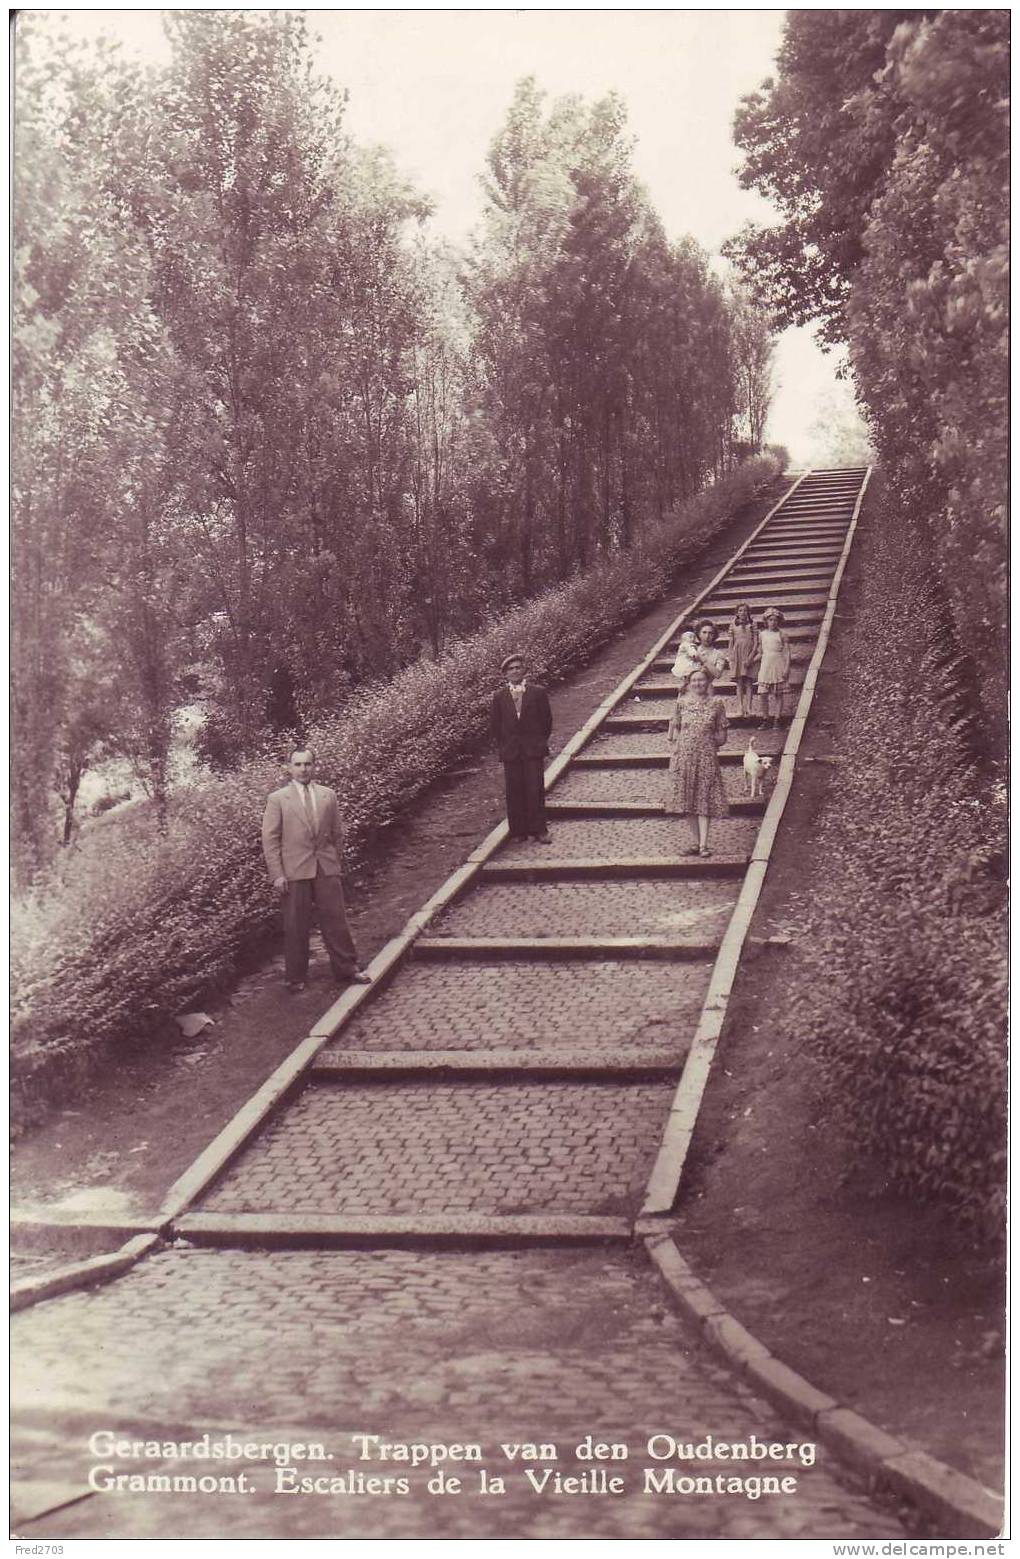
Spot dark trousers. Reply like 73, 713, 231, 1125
503, 757, 547, 838
282, 867, 358, 982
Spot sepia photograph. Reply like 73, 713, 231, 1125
10, 5, 1008, 1545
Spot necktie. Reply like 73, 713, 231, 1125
510, 683, 525, 716
300, 783, 317, 831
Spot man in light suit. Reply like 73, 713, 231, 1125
490, 652, 553, 842
261, 748, 371, 993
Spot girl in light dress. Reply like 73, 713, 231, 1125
728, 602, 760, 718
756, 607, 792, 728
664, 665, 729, 856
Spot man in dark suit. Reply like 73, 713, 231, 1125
261, 748, 371, 993
490, 652, 553, 842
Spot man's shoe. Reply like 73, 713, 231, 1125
332, 970, 372, 987
285, 980, 307, 994
532, 832, 553, 844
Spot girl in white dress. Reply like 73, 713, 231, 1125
756, 607, 792, 728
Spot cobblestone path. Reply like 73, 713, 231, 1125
13, 1248, 901, 1539
13, 471, 902, 1540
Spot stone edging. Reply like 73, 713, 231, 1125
643, 1233, 1004, 1539
9, 1234, 163, 1314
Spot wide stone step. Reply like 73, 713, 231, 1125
636, 673, 803, 695
428, 877, 740, 941
755, 528, 847, 542
702, 590, 828, 607
326, 957, 713, 1053
770, 518, 851, 528
639, 675, 741, 693
725, 565, 835, 585
415, 936, 721, 961
502, 814, 759, 863
195, 1078, 677, 1218
602, 710, 760, 730
175, 1212, 634, 1246
760, 516, 849, 528
551, 766, 763, 805
311, 1048, 684, 1079
696, 601, 825, 622
701, 579, 831, 599
480, 855, 748, 881
658, 632, 815, 654
740, 545, 843, 563
773, 504, 854, 515
573, 749, 762, 767
545, 796, 765, 818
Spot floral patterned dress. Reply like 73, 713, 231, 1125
664, 694, 729, 817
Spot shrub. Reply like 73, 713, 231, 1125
791, 476, 1006, 1247
10, 455, 782, 1120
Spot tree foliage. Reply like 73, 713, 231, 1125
728, 10, 1008, 742
12, 16, 776, 879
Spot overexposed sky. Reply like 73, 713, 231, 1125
34, 8, 847, 460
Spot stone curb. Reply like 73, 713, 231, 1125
479, 855, 748, 881
310, 1047, 683, 1079
644, 1236, 1004, 1539
413, 934, 721, 962
10, 1234, 163, 1314
173, 1212, 632, 1248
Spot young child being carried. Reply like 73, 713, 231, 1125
670, 630, 702, 683
670, 620, 728, 684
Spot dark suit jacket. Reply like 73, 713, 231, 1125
490, 683, 553, 761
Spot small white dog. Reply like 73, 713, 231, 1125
743, 737, 773, 799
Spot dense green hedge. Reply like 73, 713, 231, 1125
792, 477, 1006, 1246
11, 454, 782, 1120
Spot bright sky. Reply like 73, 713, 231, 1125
36, 7, 848, 461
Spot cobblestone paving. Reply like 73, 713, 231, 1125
581, 727, 786, 759
333, 961, 711, 1052
432, 879, 739, 940
500, 817, 759, 864
13, 1248, 905, 1539
619, 690, 777, 721
581, 727, 671, 755
550, 765, 758, 806
200, 1082, 673, 1214
633, 668, 806, 695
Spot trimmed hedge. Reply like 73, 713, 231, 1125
791, 475, 1006, 1247
11, 454, 783, 1120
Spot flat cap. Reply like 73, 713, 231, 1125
500, 652, 525, 673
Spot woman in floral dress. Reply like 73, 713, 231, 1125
693, 618, 729, 682
664, 666, 729, 856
